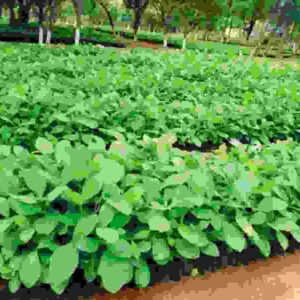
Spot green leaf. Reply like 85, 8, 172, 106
252, 235, 271, 257
201, 241, 220, 257
73, 214, 98, 240
257, 197, 288, 212
97, 204, 115, 227
77, 236, 100, 253
35, 137, 53, 155
161, 171, 191, 189
286, 166, 300, 192
50, 279, 70, 295
221, 221, 246, 252
48, 243, 79, 286
174, 238, 200, 259
99, 158, 125, 184
82, 174, 103, 201
54, 140, 72, 165
8, 276, 21, 293
34, 218, 57, 235
110, 200, 132, 215
47, 186, 69, 202
0, 197, 10, 217
83, 255, 97, 283
20, 166, 47, 197
177, 224, 209, 247
148, 213, 171, 233
269, 218, 300, 232
19, 228, 35, 243
44, 212, 82, 226
152, 237, 170, 262
124, 186, 145, 205
0, 218, 13, 233
109, 239, 132, 258
98, 251, 133, 293
136, 241, 151, 253
0, 145, 11, 157
133, 229, 150, 240
134, 259, 150, 288
250, 211, 266, 225
19, 251, 41, 288
276, 231, 289, 251
96, 227, 119, 244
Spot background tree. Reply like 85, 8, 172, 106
123, 0, 150, 41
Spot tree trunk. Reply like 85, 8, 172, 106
96, 1, 115, 36
182, 34, 187, 50
246, 16, 255, 41
38, 26, 43, 44
72, 0, 82, 45
9, 5, 17, 27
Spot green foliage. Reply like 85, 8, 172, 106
0, 44, 300, 295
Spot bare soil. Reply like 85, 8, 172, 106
81, 250, 300, 300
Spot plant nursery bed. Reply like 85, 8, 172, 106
0, 233, 300, 300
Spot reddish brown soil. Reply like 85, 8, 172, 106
80, 250, 300, 300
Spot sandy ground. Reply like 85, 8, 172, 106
83, 250, 300, 300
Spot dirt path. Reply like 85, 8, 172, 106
84, 250, 300, 300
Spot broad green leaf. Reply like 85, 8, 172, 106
10, 193, 37, 204
73, 214, 98, 240
290, 230, 300, 243
286, 166, 300, 191
19, 251, 41, 288
0, 218, 13, 233
124, 186, 144, 205
201, 241, 220, 257
109, 239, 132, 258
269, 218, 300, 232
97, 204, 116, 227
133, 229, 150, 240
8, 276, 21, 293
50, 279, 70, 295
0, 197, 10, 217
221, 221, 246, 252
77, 236, 100, 253
54, 140, 72, 165
252, 235, 271, 257
81, 174, 103, 201
177, 224, 209, 247
276, 231, 289, 251
0, 145, 11, 157
257, 197, 288, 212
250, 211, 266, 225
148, 213, 171, 232
99, 158, 125, 184
161, 171, 191, 189
48, 243, 79, 286
87, 136, 106, 152
110, 200, 132, 216
83, 255, 97, 283
174, 238, 200, 259
134, 259, 150, 288
20, 166, 47, 197
44, 213, 82, 226
47, 186, 69, 202
136, 241, 151, 253
98, 251, 133, 293
34, 218, 57, 235
35, 137, 53, 154
96, 227, 119, 244
152, 237, 170, 262
19, 228, 35, 243
13, 215, 29, 227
